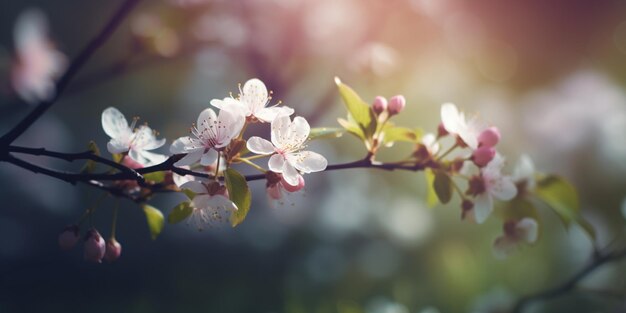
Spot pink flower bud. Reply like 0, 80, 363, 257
104, 238, 122, 263
371, 96, 387, 115
437, 122, 449, 137
267, 184, 282, 200
281, 175, 305, 192
58, 225, 80, 251
387, 95, 406, 115
83, 228, 106, 263
472, 146, 496, 167
478, 127, 501, 148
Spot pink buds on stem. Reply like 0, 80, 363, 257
387, 95, 406, 116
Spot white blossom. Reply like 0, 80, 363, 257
246, 115, 327, 186
101, 107, 166, 166
440, 102, 485, 149
210, 78, 293, 122
493, 218, 538, 259
179, 181, 237, 230
170, 108, 244, 167
471, 155, 517, 223
11, 9, 67, 103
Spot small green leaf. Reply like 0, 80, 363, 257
424, 169, 439, 208
143, 171, 166, 183
382, 126, 422, 146
182, 189, 196, 200
168, 202, 194, 224
224, 168, 252, 227
337, 118, 365, 140
142, 204, 164, 240
308, 127, 344, 140
335, 77, 377, 139
112, 153, 124, 163
433, 170, 453, 204
535, 175, 579, 225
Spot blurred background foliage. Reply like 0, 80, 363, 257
1, 0, 626, 312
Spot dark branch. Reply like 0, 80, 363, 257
0, 0, 142, 145
512, 247, 626, 313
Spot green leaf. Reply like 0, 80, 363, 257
382, 126, 423, 146
224, 168, 252, 227
81, 141, 101, 173
535, 175, 579, 225
424, 169, 439, 208
433, 170, 453, 204
308, 127, 344, 140
142, 204, 164, 240
168, 202, 194, 224
112, 153, 124, 163
143, 171, 166, 183
337, 118, 365, 140
335, 77, 377, 139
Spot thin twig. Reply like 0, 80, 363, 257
512, 247, 626, 313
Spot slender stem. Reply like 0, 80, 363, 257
214, 152, 221, 181
110, 201, 119, 239
511, 247, 626, 313
0, 0, 142, 145
240, 154, 269, 161
436, 143, 458, 161
237, 158, 266, 173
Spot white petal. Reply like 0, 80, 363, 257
282, 162, 300, 186
517, 218, 539, 243
286, 151, 327, 173
246, 137, 275, 155
139, 150, 167, 165
473, 193, 493, 224
441, 103, 461, 134
513, 154, 536, 189
200, 149, 218, 166
101, 107, 131, 140
174, 149, 204, 167
132, 125, 165, 150
128, 149, 144, 165
212, 195, 238, 211
192, 194, 212, 210
242, 78, 268, 111
216, 109, 245, 146
290, 116, 311, 147
170, 136, 193, 154
196, 108, 218, 133
271, 115, 291, 147
268, 154, 286, 173
493, 236, 517, 259
254, 106, 294, 123
490, 176, 518, 201
107, 140, 129, 154
180, 181, 207, 194
14, 9, 46, 53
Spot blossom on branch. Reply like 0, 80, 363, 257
246, 115, 327, 186
210, 78, 294, 123
179, 181, 237, 230
466, 156, 517, 223
440, 102, 485, 149
11, 9, 67, 104
493, 218, 538, 259
101, 107, 167, 166
170, 108, 244, 167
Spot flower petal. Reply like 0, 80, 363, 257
107, 140, 129, 154
216, 109, 245, 146
174, 149, 204, 167
290, 116, 311, 147
473, 193, 493, 224
517, 218, 539, 243
242, 78, 268, 112
139, 150, 167, 165
268, 154, 286, 173
180, 181, 207, 194
271, 115, 291, 147
246, 136, 275, 155
286, 151, 327, 173
254, 106, 294, 123
200, 149, 218, 166
490, 176, 517, 201
282, 162, 300, 186
441, 103, 461, 134
196, 108, 218, 133
101, 107, 131, 140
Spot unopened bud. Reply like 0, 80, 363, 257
478, 127, 501, 148
372, 96, 387, 115
267, 184, 282, 200
58, 225, 80, 251
387, 95, 406, 116
83, 228, 106, 263
472, 146, 496, 167
104, 238, 122, 262
281, 175, 305, 192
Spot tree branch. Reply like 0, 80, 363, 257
512, 247, 626, 313
0, 0, 142, 145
